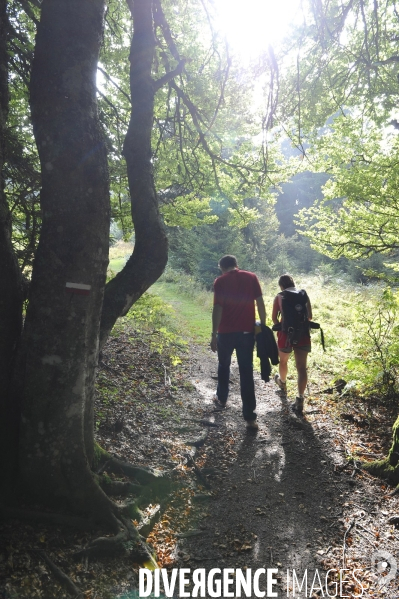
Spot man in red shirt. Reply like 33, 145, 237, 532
210, 255, 266, 429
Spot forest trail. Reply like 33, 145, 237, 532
174, 344, 399, 598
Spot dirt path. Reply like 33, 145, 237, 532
173, 345, 399, 598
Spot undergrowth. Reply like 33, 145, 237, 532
112, 292, 187, 365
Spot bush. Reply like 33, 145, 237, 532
346, 287, 399, 400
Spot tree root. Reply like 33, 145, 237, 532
389, 485, 399, 497
102, 456, 172, 492
74, 516, 151, 561
120, 499, 144, 521
34, 550, 84, 598
80, 456, 175, 560
185, 453, 211, 489
362, 458, 399, 486
185, 429, 208, 448
99, 478, 142, 497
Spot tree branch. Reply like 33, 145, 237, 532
153, 58, 188, 92
97, 65, 131, 104
372, 56, 399, 65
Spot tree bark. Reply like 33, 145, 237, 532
363, 415, 399, 486
0, 0, 24, 482
18, 0, 114, 523
99, 0, 168, 349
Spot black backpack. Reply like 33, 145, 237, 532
280, 289, 310, 346
272, 288, 325, 351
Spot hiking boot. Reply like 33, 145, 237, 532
212, 393, 226, 409
292, 396, 304, 415
274, 373, 287, 394
246, 420, 259, 430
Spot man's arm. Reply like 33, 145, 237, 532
256, 296, 266, 325
211, 304, 222, 352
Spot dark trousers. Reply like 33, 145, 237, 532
216, 332, 257, 421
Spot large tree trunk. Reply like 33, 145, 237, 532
0, 0, 24, 483
1, 0, 170, 543
99, 0, 168, 349
17, 0, 115, 525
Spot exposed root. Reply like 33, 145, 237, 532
34, 550, 84, 599
185, 429, 209, 448
99, 478, 142, 497
120, 499, 143, 521
103, 457, 172, 492
81, 456, 176, 560
362, 458, 399, 486
139, 509, 161, 538
185, 453, 211, 489
74, 516, 151, 561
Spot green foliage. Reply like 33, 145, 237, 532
346, 288, 399, 399
99, 0, 285, 238
5, 0, 289, 281
113, 292, 187, 363
5, 1, 41, 272
278, 0, 399, 131
160, 195, 217, 228
166, 195, 287, 287
296, 116, 399, 262
277, 0, 399, 280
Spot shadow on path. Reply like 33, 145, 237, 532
176, 347, 376, 597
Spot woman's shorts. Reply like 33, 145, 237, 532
277, 331, 311, 353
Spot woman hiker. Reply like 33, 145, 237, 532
271, 274, 312, 415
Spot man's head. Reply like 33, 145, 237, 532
218, 255, 238, 272
278, 273, 295, 290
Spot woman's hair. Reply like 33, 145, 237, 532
219, 255, 238, 270
278, 273, 295, 289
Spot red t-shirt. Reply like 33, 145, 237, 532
213, 269, 262, 334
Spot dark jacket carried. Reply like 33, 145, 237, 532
255, 322, 279, 382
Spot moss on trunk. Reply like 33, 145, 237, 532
363, 415, 399, 486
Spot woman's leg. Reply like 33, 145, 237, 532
278, 350, 290, 382
294, 348, 308, 396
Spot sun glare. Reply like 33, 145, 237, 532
215, 0, 302, 60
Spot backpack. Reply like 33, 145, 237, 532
280, 289, 310, 346
272, 288, 326, 351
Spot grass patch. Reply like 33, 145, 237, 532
108, 257, 126, 273
108, 241, 134, 275
150, 280, 212, 344
109, 240, 133, 260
